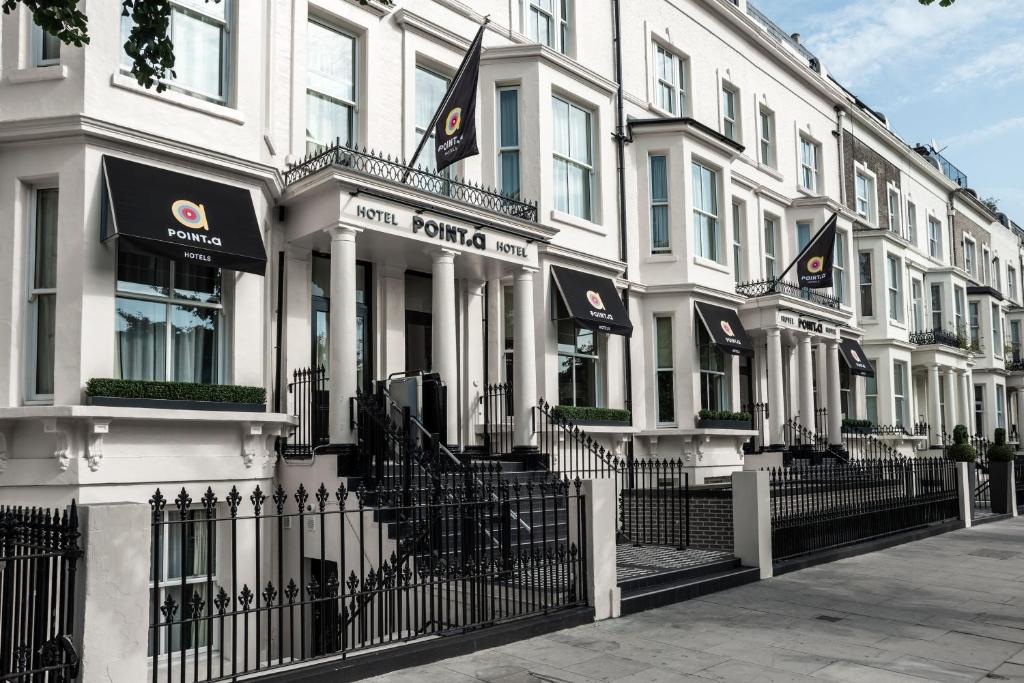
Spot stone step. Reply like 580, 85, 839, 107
619, 565, 760, 616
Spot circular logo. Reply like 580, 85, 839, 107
850, 349, 861, 362
171, 199, 209, 231
720, 320, 735, 337
807, 255, 825, 274
586, 290, 605, 310
444, 107, 463, 136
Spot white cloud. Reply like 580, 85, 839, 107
935, 41, 1024, 92
944, 115, 1024, 148
798, 0, 1024, 89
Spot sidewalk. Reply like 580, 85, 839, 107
367, 517, 1024, 682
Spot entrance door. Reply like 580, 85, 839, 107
405, 272, 432, 373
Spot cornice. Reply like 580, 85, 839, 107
481, 44, 618, 97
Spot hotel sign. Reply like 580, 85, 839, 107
350, 200, 533, 263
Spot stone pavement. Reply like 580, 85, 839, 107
367, 517, 1024, 682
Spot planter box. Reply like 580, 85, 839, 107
989, 461, 1015, 514
696, 419, 753, 430
87, 396, 266, 413
573, 419, 631, 428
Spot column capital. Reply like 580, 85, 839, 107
516, 266, 539, 279
426, 247, 459, 263
327, 223, 361, 241
825, 338, 839, 349
766, 326, 782, 338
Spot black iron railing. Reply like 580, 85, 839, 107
735, 279, 841, 309
283, 143, 538, 222
1015, 457, 1024, 505
841, 425, 906, 461
908, 327, 969, 350
972, 436, 991, 509
280, 367, 329, 458
742, 403, 769, 453
482, 383, 514, 457
0, 503, 82, 681
770, 457, 960, 561
148, 481, 586, 683
1006, 354, 1024, 371
534, 399, 623, 481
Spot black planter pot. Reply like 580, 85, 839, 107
696, 419, 753, 430
87, 396, 266, 412
573, 419, 632, 428
989, 461, 1015, 514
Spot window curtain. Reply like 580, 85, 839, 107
116, 298, 167, 381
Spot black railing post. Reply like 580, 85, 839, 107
401, 407, 413, 508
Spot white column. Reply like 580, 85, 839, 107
464, 280, 486, 446
958, 370, 971, 429
329, 225, 358, 444
798, 334, 815, 428
486, 278, 504, 385
815, 341, 828, 434
944, 368, 958, 435
928, 364, 942, 439
730, 354, 741, 412
513, 268, 538, 450
827, 340, 843, 446
766, 328, 784, 447
431, 249, 459, 446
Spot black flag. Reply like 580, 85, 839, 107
794, 213, 838, 289
432, 26, 485, 172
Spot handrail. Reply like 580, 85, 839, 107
535, 398, 624, 480
735, 278, 841, 310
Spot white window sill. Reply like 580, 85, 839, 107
646, 253, 678, 263
758, 163, 782, 181
110, 72, 245, 125
796, 185, 818, 198
549, 209, 605, 236
6, 64, 67, 84
693, 255, 730, 274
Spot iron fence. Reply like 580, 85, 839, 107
147, 481, 586, 683
742, 403, 769, 453
972, 437, 991, 509
280, 367, 329, 458
908, 327, 970, 350
841, 426, 905, 461
283, 143, 538, 222
0, 503, 81, 682
1016, 457, 1024, 507
735, 278, 841, 309
481, 383, 514, 457
770, 457, 960, 561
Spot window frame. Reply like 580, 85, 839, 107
115, 246, 227, 385
720, 83, 739, 142
799, 136, 820, 194
305, 18, 358, 153
886, 254, 903, 323
1009, 265, 1018, 303
732, 200, 744, 282
26, 186, 58, 403
992, 303, 1002, 358
887, 186, 901, 237
526, 0, 571, 55
927, 216, 943, 260
930, 283, 943, 331
969, 301, 981, 349
653, 43, 687, 116
854, 168, 876, 223
121, 0, 233, 105
497, 85, 521, 199
893, 361, 907, 428
691, 160, 721, 263
997, 384, 1006, 430
833, 230, 847, 304
906, 200, 917, 245
31, 20, 61, 66
911, 278, 924, 332
954, 284, 965, 332
759, 107, 776, 168
697, 323, 729, 412
648, 154, 670, 254
865, 368, 878, 425
551, 95, 595, 221
764, 215, 778, 279
858, 251, 874, 318
555, 297, 601, 408
964, 236, 977, 278
654, 315, 675, 426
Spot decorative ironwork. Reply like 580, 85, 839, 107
908, 327, 969, 350
283, 142, 538, 222
770, 456, 959, 561
735, 278, 841, 310
280, 366, 329, 458
482, 383, 514, 457
148, 481, 587, 682
0, 502, 82, 681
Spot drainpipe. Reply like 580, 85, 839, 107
834, 106, 847, 208
611, 0, 634, 427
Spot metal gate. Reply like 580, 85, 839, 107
0, 503, 82, 682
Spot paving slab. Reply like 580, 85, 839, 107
365, 517, 1024, 683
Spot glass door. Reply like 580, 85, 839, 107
405, 272, 432, 374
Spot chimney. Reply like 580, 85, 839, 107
791, 33, 801, 44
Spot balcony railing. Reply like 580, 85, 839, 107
914, 145, 968, 188
283, 142, 539, 222
1006, 353, 1024, 371
746, 2, 818, 66
908, 326, 970, 350
735, 278, 841, 310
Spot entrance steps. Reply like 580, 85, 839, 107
616, 546, 759, 616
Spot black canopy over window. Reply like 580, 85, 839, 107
102, 155, 267, 275
550, 266, 633, 337
694, 302, 753, 356
839, 338, 875, 377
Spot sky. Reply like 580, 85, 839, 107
752, 0, 1024, 222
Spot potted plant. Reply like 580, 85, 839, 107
987, 427, 1015, 514
947, 424, 977, 501
549, 405, 631, 427
841, 418, 873, 434
86, 378, 267, 412
696, 409, 753, 430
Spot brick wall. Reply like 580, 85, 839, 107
843, 132, 901, 231
620, 486, 734, 551
953, 211, 990, 276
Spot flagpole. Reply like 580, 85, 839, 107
400, 20, 488, 183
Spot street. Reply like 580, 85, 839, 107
369, 517, 1024, 682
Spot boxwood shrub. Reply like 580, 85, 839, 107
86, 378, 266, 405
550, 405, 631, 423
697, 409, 752, 423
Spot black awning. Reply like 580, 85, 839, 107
102, 155, 267, 275
550, 266, 633, 337
694, 302, 753, 356
839, 338, 875, 377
